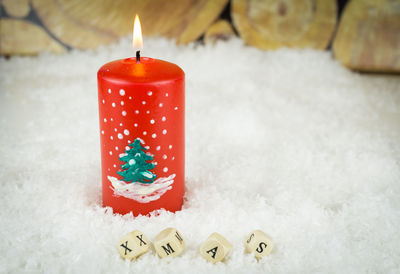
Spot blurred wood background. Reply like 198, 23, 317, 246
0, 0, 399, 72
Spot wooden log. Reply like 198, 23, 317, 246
204, 20, 235, 45
231, 0, 337, 50
333, 0, 400, 72
29, 0, 229, 50
0, 19, 66, 55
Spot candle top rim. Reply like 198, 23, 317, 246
98, 57, 184, 84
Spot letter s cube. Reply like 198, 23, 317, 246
245, 230, 273, 258
154, 227, 185, 258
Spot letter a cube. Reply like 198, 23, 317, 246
244, 230, 274, 258
199, 232, 232, 263
118, 230, 150, 260
154, 227, 185, 258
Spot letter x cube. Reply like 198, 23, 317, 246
118, 230, 150, 260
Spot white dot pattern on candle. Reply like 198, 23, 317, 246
143, 131, 147, 135
115, 146, 118, 151
146, 110, 150, 114
104, 118, 107, 122
121, 101, 124, 105
113, 164, 116, 168
102, 99, 105, 104
110, 136, 113, 140
163, 155, 167, 159
120, 123, 123, 126
118, 133, 123, 139
125, 146, 130, 150
110, 118, 113, 121
150, 119, 155, 124
101, 130, 104, 134
175, 107, 178, 110
119, 89, 125, 96
124, 129, 129, 135
142, 101, 146, 105
162, 116, 166, 122
114, 128, 117, 132
129, 96, 132, 99
152, 133, 157, 138
109, 151, 112, 155
108, 89, 111, 94
169, 145, 173, 149
122, 111, 127, 116
163, 167, 168, 172
112, 102, 116, 107
135, 110, 139, 114
162, 129, 167, 135
134, 123, 138, 127
166, 93, 168, 97
147, 91, 152, 96
156, 146, 161, 151
159, 103, 163, 107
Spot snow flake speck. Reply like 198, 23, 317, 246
112, 102, 116, 107
110, 136, 113, 140
104, 118, 107, 122
150, 119, 155, 124
156, 146, 161, 151
169, 145, 173, 149
128, 140, 131, 143
146, 110, 150, 114
121, 101, 124, 106
129, 96, 132, 100
134, 123, 138, 127
110, 118, 113, 121
135, 110, 139, 114
163, 155, 167, 159
119, 89, 125, 96
124, 129, 130, 135
172, 157, 175, 160
102, 99, 105, 104
109, 151, 113, 155
174, 107, 178, 110
162, 129, 167, 135
163, 167, 168, 172
166, 93, 169, 97
114, 128, 117, 132
120, 123, 123, 126
143, 131, 147, 135
108, 89, 111, 94
113, 164, 117, 168
122, 111, 127, 116
152, 133, 157, 138
147, 91, 152, 96
162, 116, 166, 122
101, 130, 104, 134
159, 103, 163, 107
142, 101, 146, 105
118, 133, 123, 139
115, 146, 119, 151
145, 146, 150, 150
125, 146, 130, 150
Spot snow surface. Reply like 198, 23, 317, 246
1, 37, 400, 273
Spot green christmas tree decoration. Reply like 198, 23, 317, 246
117, 138, 157, 184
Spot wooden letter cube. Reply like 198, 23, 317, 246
245, 230, 274, 258
118, 230, 150, 260
199, 232, 232, 263
154, 227, 185, 258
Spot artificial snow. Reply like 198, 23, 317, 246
0, 37, 400, 273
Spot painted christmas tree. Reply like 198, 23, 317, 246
117, 138, 157, 184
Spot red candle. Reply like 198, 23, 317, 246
97, 15, 185, 216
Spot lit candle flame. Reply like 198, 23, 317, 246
133, 14, 143, 50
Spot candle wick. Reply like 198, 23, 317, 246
136, 50, 140, 63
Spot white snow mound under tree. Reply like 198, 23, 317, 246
108, 174, 175, 203
1, 37, 399, 273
